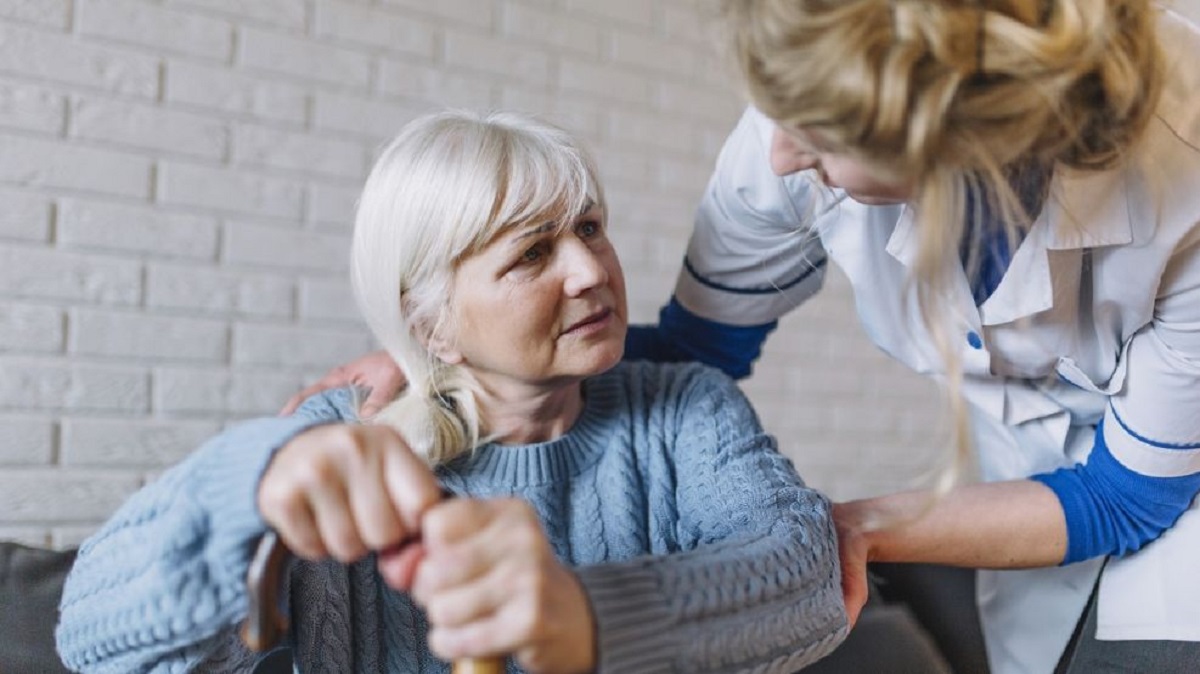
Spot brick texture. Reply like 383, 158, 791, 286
0, 0, 975, 545
0, 416, 55, 465
0, 81, 65, 135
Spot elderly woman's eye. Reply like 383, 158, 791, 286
521, 243, 548, 263
576, 220, 601, 238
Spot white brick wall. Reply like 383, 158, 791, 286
0, 0, 955, 547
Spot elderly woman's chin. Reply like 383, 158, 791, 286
559, 313, 627, 380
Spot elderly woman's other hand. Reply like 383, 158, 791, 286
412, 498, 596, 674
257, 424, 441, 564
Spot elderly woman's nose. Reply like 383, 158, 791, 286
770, 128, 819, 176
561, 241, 608, 297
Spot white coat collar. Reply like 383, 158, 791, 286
884, 162, 1136, 327
1042, 163, 1134, 251
980, 163, 1135, 325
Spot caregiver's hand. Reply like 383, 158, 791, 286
279, 350, 406, 417
412, 498, 596, 674
257, 424, 441, 567
832, 501, 872, 627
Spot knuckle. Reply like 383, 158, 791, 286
328, 536, 365, 563
257, 482, 294, 517
517, 569, 549, 607
426, 598, 457, 627
335, 428, 371, 461
361, 520, 401, 550
512, 523, 543, 552
295, 456, 337, 489
422, 507, 452, 542
516, 648, 550, 673
515, 600, 543, 639
282, 531, 324, 560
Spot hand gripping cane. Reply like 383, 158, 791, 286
241, 529, 504, 674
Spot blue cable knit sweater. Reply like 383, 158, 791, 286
56, 362, 847, 673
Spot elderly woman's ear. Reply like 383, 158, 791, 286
411, 316, 463, 366
427, 334, 463, 366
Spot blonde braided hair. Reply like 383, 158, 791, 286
723, 0, 1163, 487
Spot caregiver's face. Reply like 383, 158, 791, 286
770, 125, 913, 205
446, 205, 628, 388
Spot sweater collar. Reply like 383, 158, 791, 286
436, 369, 624, 491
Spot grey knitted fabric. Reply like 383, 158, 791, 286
57, 362, 847, 673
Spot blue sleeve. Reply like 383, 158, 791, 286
623, 296, 777, 380
1031, 421, 1200, 565
574, 365, 847, 672
56, 390, 354, 673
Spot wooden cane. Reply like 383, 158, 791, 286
241, 529, 290, 652
241, 531, 505, 674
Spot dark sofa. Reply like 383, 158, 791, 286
0, 541, 293, 674
0, 542, 76, 674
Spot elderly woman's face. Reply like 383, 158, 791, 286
443, 205, 627, 388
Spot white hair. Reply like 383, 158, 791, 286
351, 110, 605, 465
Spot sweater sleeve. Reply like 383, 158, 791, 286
574, 366, 848, 674
55, 390, 354, 674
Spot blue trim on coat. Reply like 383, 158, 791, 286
682, 254, 826, 296
1109, 403, 1200, 450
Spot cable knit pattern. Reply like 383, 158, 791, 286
56, 362, 847, 673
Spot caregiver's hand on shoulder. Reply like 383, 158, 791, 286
412, 498, 596, 674
257, 424, 441, 565
832, 501, 873, 627
279, 350, 407, 417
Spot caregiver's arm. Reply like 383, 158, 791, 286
839, 233, 1200, 604
1032, 233, 1200, 564
836, 433, 1200, 619
627, 106, 831, 379
837, 481, 1069, 569
56, 391, 356, 673
833, 480, 1067, 625
574, 364, 848, 673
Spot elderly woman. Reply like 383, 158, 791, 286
55, 111, 847, 674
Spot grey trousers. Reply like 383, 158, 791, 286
803, 563, 1200, 674
1055, 576, 1200, 674
800, 563, 981, 674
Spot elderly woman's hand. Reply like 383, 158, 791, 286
257, 424, 442, 565
412, 498, 596, 674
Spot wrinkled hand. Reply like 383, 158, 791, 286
280, 350, 407, 417
412, 499, 596, 674
257, 424, 441, 570
832, 501, 871, 627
